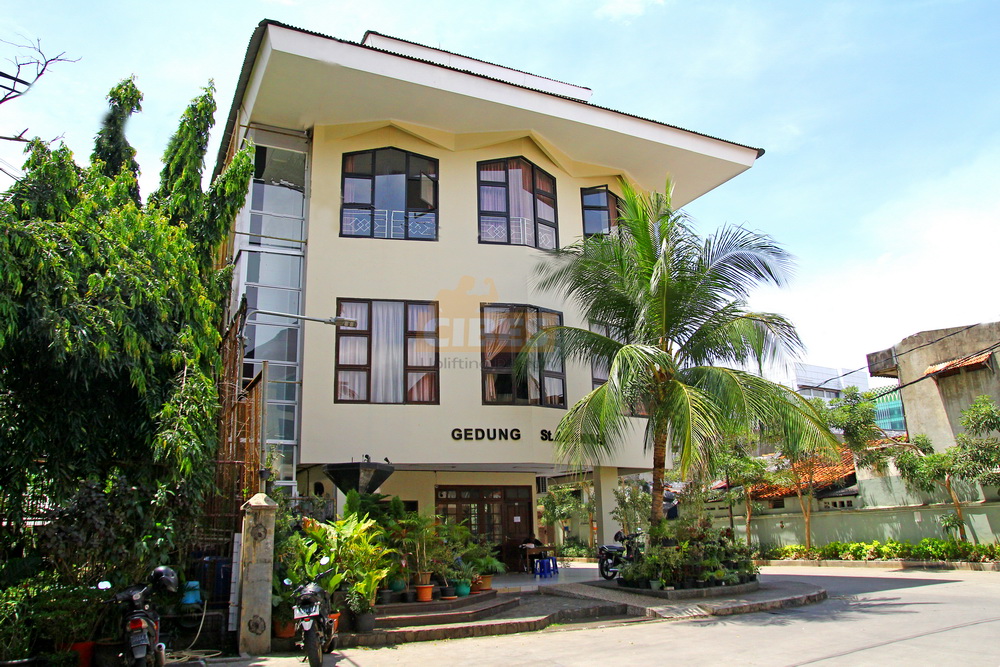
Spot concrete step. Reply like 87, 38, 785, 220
376, 594, 518, 628
375, 588, 497, 616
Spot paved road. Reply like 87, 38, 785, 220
240, 566, 1000, 666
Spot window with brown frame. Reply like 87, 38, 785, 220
481, 304, 564, 407
341, 147, 438, 240
478, 157, 557, 249
335, 299, 438, 403
581, 186, 622, 236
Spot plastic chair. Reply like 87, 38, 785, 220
533, 557, 552, 578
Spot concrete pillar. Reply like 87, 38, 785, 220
238, 493, 278, 656
592, 466, 620, 545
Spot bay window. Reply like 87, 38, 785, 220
481, 304, 564, 407
335, 299, 439, 403
478, 158, 558, 249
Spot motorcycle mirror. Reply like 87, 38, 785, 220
319, 556, 330, 565
283, 578, 292, 586
97, 581, 112, 590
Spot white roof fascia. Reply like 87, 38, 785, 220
267, 26, 758, 169
361, 32, 593, 102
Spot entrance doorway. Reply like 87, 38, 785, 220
435, 485, 533, 570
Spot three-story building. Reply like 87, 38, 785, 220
213, 20, 763, 547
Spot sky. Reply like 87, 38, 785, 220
2, 0, 998, 386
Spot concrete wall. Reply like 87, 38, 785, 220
376, 469, 537, 518
717, 502, 1000, 547
894, 321, 1000, 449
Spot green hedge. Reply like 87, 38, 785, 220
757, 538, 1000, 562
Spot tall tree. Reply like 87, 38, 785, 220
0, 78, 252, 577
526, 179, 835, 525
91, 76, 143, 203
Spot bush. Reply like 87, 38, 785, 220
556, 537, 592, 558
763, 538, 998, 563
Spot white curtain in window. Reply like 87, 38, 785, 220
482, 306, 512, 402
372, 301, 404, 403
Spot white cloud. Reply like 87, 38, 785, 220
749, 140, 1000, 373
594, 0, 665, 21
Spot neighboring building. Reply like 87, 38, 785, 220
213, 20, 763, 551
867, 321, 1000, 450
873, 388, 906, 432
776, 362, 870, 401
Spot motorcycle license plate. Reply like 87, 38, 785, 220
293, 604, 318, 619
129, 632, 150, 647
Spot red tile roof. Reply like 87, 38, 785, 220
924, 351, 992, 376
750, 447, 856, 501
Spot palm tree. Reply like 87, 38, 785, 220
525, 179, 835, 525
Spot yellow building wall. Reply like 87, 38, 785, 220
297, 123, 650, 471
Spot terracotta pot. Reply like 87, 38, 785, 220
273, 619, 296, 638
470, 578, 483, 593
478, 574, 493, 590
415, 584, 434, 602
417, 571, 433, 585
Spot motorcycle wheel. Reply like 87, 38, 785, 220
598, 555, 616, 580
304, 625, 323, 667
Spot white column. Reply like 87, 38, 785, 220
592, 465, 619, 545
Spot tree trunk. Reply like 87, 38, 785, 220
744, 498, 754, 545
795, 488, 812, 550
726, 473, 735, 533
650, 430, 667, 526
944, 477, 968, 542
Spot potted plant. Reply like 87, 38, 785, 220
451, 562, 477, 597
468, 554, 506, 591
345, 589, 376, 633
271, 576, 296, 638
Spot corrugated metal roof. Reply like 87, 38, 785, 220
924, 351, 992, 376
214, 19, 765, 179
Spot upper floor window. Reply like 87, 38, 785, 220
478, 158, 557, 249
581, 186, 621, 236
341, 148, 438, 241
335, 299, 439, 404
481, 304, 564, 407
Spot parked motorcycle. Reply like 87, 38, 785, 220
98, 565, 178, 666
598, 530, 644, 580
283, 556, 343, 667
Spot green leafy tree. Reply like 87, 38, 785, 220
0, 78, 252, 579
540, 484, 586, 542
715, 448, 772, 544
611, 476, 651, 535
525, 179, 835, 525
890, 395, 1000, 542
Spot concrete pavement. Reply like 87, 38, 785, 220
210, 566, 1000, 666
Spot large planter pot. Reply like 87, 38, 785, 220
415, 584, 434, 602
70, 641, 95, 667
354, 612, 376, 633
470, 578, 483, 593
404, 590, 417, 603
389, 579, 407, 593
648, 580, 662, 591
379, 589, 393, 605
478, 574, 494, 590
417, 571, 433, 586
454, 581, 471, 597
440, 585, 456, 599
273, 619, 296, 638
